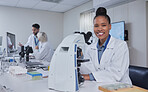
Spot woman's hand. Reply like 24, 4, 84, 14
81, 74, 90, 80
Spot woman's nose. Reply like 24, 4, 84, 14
97, 26, 103, 31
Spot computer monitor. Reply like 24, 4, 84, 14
0, 36, 2, 46
0, 36, 2, 55
6, 32, 16, 56
109, 21, 125, 40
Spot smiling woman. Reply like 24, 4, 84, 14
80, 7, 132, 85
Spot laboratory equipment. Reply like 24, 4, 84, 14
9, 66, 27, 75
19, 46, 43, 71
6, 32, 16, 57
0, 84, 13, 92
48, 33, 88, 92
99, 83, 148, 92
0, 36, 2, 46
27, 71, 42, 80
0, 36, 2, 55
19, 46, 33, 62
1, 59, 10, 73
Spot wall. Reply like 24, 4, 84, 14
94, 0, 147, 67
63, 1, 93, 38
0, 6, 63, 50
127, 0, 147, 67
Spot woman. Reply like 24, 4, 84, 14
80, 7, 132, 84
34, 32, 53, 63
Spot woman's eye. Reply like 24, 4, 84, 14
94, 25, 99, 27
102, 25, 106, 27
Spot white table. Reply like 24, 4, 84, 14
0, 73, 108, 92
0, 58, 110, 92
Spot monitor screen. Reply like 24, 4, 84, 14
0, 36, 2, 46
109, 21, 125, 40
7, 32, 16, 53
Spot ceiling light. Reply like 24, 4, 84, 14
42, 0, 63, 3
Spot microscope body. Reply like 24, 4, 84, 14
19, 46, 33, 62
48, 34, 86, 92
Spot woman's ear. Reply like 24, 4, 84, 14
109, 24, 111, 30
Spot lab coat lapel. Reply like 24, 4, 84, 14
100, 37, 115, 66
90, 40, 101, 69
89, 36, 115, 70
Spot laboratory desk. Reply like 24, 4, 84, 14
0, 58, 109, 92
0, 73, 106, 92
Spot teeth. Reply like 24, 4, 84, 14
97, 32, 103, 36
99, 33, 103, 35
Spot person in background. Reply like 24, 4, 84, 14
19, 23, 40, 52
7, 36, 13, 52
80, 7, 132, 85
33, 32, 54, 63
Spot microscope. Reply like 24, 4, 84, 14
77, 47, 89, 85
19, 45, 33, 62
48, 33, 89, 92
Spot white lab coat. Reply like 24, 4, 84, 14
80, 36, 132, 85
24, 34, 37, 52
33, 41, 54, 63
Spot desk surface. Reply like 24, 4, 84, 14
0, 58, 107, 92
0, 73, 106, 92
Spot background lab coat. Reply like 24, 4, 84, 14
34, 41, 54, 62
24, 34, 36, 52
80, 36, 132, 85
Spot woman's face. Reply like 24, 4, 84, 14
94, 16, 111, 41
